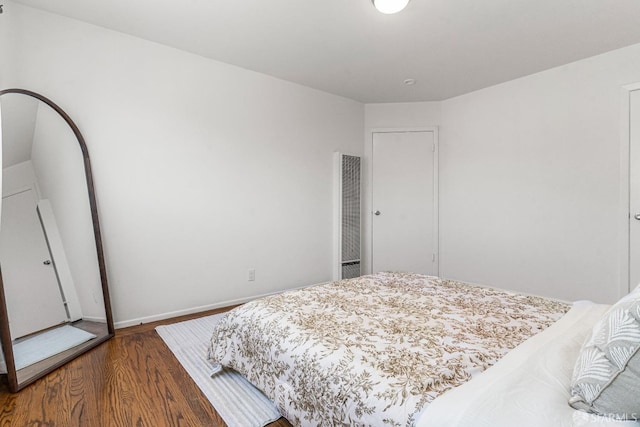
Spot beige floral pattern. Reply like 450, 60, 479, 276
207, 272, 569, 426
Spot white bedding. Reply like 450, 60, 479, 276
208, 273, 569, 426
415, 300, 640, 427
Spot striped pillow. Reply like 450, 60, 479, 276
569, 286, 640, 420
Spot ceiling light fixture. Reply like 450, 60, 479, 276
372, 0, 410, 14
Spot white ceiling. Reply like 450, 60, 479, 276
11, 0, 640, 102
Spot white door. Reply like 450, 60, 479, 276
371, 131, 437, 275
630, 90, 640, 290
0, 188, 68, 339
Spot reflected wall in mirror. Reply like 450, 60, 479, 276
0, 89, 114, 392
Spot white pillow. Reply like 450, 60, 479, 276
568, 286, 640, 420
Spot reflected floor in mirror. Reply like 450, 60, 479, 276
14, 320, 110, 386
14, 324, 97, 370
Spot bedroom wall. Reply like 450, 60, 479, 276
2, 161, 37, 197
4, 3, 364, 326
0, 91, 2, 373
0, 0, 14, 226
0, 6, 6, 365
362, 45, 640, 305
0, 3, 12, 366
0, 4, 13, 89
438, 43, 640, 304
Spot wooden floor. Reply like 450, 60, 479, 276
0, 306, 292, 426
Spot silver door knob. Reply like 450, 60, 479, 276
374, 210, 381, 216
635, 214, 640, 221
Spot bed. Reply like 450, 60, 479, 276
207, 272, 640, 426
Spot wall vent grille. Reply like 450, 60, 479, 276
337, 154, 361, 280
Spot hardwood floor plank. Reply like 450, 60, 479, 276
0, 307, 292, 426
150, 330, 225, 425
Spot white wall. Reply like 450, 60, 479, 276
0, 3, 14, 89
365, 103, 441, 130
363, 46, 640, 304
5, 4, 364, 326
2, 161, 37, 197
0, 86, 3, 372
438, 45, 640, 304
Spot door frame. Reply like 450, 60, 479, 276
619, 83, 640, 298
366, 127, 439, 276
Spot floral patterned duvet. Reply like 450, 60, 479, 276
207, 272, 569, 426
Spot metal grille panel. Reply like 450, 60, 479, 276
342, 262, 361, 280
341, 155, 360, 277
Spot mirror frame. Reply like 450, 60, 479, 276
0, 88, 114, 392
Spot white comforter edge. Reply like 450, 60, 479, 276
415, 300, 640, 427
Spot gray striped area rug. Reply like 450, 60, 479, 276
155, 313, 281, 426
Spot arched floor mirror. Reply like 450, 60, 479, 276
0, 88, 114, 392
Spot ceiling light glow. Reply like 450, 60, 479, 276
372, 0, 410, 14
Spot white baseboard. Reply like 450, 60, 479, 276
82, 316, 107, 323
114, 282, 325, 329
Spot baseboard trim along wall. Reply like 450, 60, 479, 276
114, 281, 327, 329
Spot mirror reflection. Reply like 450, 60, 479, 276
0, 91, 112, 390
